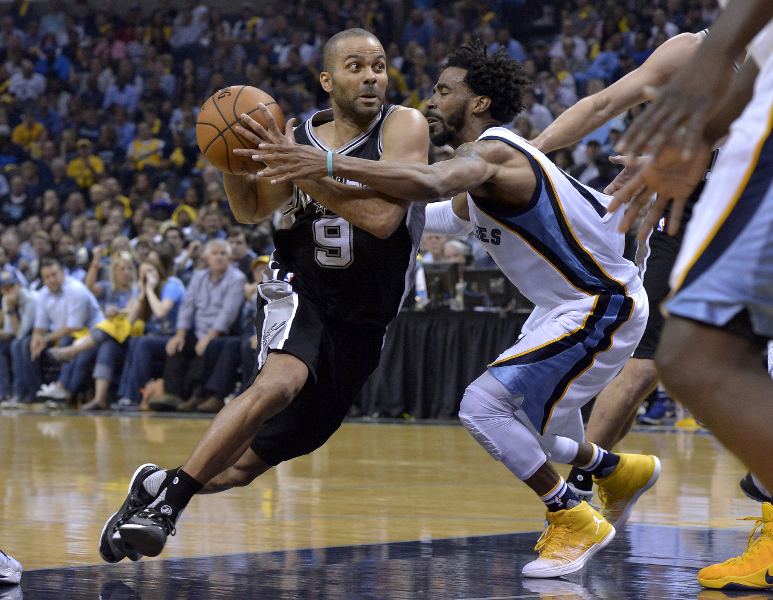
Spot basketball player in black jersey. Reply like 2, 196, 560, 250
97, 28, 429, 562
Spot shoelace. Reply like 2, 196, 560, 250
724, 515, 772, 564
534, 522, 574, 557
115, 491, 149, 529
133, 508, 177, 538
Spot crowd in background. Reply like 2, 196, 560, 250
0, 0, 719, 413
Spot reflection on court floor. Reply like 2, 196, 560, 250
0, 413, 761, 599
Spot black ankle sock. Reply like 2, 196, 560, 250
152, 467, 203, 523
578, 444, 621, 479
567, 466, 593, 493
541, 477, 582, 512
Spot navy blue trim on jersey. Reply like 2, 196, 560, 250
563, 171, 607, 218
476, 134, 626, 295
540, 164, 627, 294
488, 293, 634, 434
483, 210, 611, 295
681, 128, 773, 291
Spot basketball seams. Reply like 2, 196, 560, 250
211, 92, 236, 174
197, 86, 283, 174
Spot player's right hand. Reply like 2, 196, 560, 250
610, 141, 713, 240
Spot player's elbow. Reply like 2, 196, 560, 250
368, 217, 401, 239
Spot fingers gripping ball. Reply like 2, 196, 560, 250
196, 86, 285, 174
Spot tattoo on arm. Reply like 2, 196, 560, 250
454, 143, 484, 161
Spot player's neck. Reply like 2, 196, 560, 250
451, 118, 500, 149
317, 108, 380, 150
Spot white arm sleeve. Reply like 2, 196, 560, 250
424, 200, 473, 235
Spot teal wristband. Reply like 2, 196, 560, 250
327, 150, 334, 178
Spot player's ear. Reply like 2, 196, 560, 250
320, 71, 333, 94
472, 95, 491, 115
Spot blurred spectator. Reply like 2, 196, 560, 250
650, 8, 680, 45
39, 0, 66, 38
0, 124, 28, 169
516, 89, 554, 132
227, 226, 255, 282
0, 16, 23, 51
66, 139, 104, 190
27, 257, 103, 404
0, 267, 36, 406
571, 0, 600, 39
8, 59, 45, 102
35, 38, 72, 83
50, 156, 78, 201
151, 239, 245, 411
420, 232, 446, 264
103, 71, 140, 115
0, 173, 32, 226
489, 27, 526, 63
126, 122, 164, 172
11, 108, 45, 154
1, 229, 29, 273
403, 9, 434, 52
50, 251, 138, 410
550, 19, 587, 60
569, 140, 602, 185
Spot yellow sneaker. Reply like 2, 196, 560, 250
522, 501, 615, 578
595, 453, 660, 527
697, 502, 773, 589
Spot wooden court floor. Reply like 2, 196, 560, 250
0, 412, 765, 599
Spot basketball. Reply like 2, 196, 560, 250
196, 85, 285, 175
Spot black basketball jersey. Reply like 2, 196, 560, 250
270, 106, 425, 329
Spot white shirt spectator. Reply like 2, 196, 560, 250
34, 276, 103, 332
516, 102, 554, 132
8, 70, 45, 102
550, 36, 588, 60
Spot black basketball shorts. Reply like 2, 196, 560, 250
633, 228, 684, 360
249, 279, 385, 465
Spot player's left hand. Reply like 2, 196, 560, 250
609, 141, 713, 240
249, 143, 330, 184
234, 104, 297, 164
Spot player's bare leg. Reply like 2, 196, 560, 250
585, 359, 659, 449
99, 352, 308, 561
657, 316, 773, 492
565, 358, 658, 504
199, 448, 272, 494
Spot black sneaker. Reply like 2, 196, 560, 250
99, 463, 160, 563
740, 472, 773, 503
118, 507, 176, 557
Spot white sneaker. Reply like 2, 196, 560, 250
38, 385, 68, 401
0, 549, 22, 584
0, 396, 22, 409
35, 383, 56, 398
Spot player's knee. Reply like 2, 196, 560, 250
459, 386, 503, 461
233, 461, 270, 487
655, 320, 705, 396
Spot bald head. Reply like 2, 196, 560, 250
322, 28, 380, 73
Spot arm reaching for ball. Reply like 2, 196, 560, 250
233, 104, 429, 239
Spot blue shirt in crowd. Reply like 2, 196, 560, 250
144, 277, 186, 336
34, 276, 104, 332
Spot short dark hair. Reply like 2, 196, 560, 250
322, 28, 379, 73
446, 39, 530, 125
40, 257, 61, 271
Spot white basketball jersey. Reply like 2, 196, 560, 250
467, 127, 640, 309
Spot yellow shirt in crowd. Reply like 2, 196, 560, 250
11, 122, 45, 151
129, 138, 163, 170
66, 155, 105, 189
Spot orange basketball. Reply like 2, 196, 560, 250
196, 85, 285, 175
